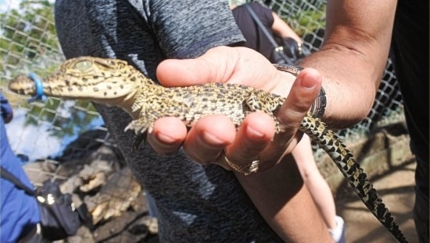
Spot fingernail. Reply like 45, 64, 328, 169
299, 74, 317, 89
202, 131, 225, 145
156, 133, 177, 144
247, 126, 265, 139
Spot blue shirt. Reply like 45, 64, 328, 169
1, 94, 40, 243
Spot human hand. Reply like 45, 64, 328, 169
149, 46, 322, 172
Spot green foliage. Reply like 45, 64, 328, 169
293, 6, 326, 36
283, 8, 326, 37
270, 1, 326, 37
0, 0, 62, 77
0, 1, 102, 143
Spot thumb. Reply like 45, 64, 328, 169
278, 68, 322, 128
278, 68, 322, 141
156, 46, 238, 87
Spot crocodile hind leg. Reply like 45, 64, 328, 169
300, 115, 408, 243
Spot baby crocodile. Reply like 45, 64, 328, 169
8, 56, 407, 243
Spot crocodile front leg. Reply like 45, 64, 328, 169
126, 97, 192, 149
125, 115, 157, 151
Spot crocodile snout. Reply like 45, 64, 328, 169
8, 75, 36, 96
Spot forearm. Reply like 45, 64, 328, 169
300, 0, 397, 128
300, 49, 379, 128
271, 13, 302, 44
237, 155, 333, 243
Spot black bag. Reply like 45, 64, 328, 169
0, 167, 85, 241
36, 180, 81, 241
245, 4, 308, 65
270, 36, 306, 65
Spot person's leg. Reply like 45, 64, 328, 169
292, 134, 337, 229
238, 154, 333, 243
293, 135, 346, 242
293, 134, 346, 243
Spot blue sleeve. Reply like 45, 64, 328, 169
1, 118, 40, 242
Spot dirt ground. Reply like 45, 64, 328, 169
335, 158, 418, 243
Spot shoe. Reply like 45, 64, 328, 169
329, 216, 346, 243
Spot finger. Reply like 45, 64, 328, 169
269, 68, 322, 161
278, 68, 322, 128
182, 115, 236, 164
216, 112, 275, 169
147, 117, 188, 155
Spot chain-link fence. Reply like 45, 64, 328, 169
0, 0, 404, 242
0, 0, 404, 161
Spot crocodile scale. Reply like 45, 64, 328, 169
8, 57, 408, 243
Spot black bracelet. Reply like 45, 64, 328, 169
310, 86, 326, 118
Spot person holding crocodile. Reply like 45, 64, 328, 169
231, 2, 344, 241
150, 0, 428, 242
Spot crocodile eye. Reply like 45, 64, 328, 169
75, 60, 92, 71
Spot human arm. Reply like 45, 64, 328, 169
152, 46, 332, 242
149, 0, 399, 164
299, 0, 397, 127
237, 154, 333, 243
229, 4, 399, 237
271, 12, 303, 44
293, 134, 337, 230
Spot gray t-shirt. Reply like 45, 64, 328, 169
54, 0, 284, 242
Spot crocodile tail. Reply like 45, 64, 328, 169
299, 116, 408, 243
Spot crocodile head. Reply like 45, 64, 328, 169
8, 57, 152, 104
